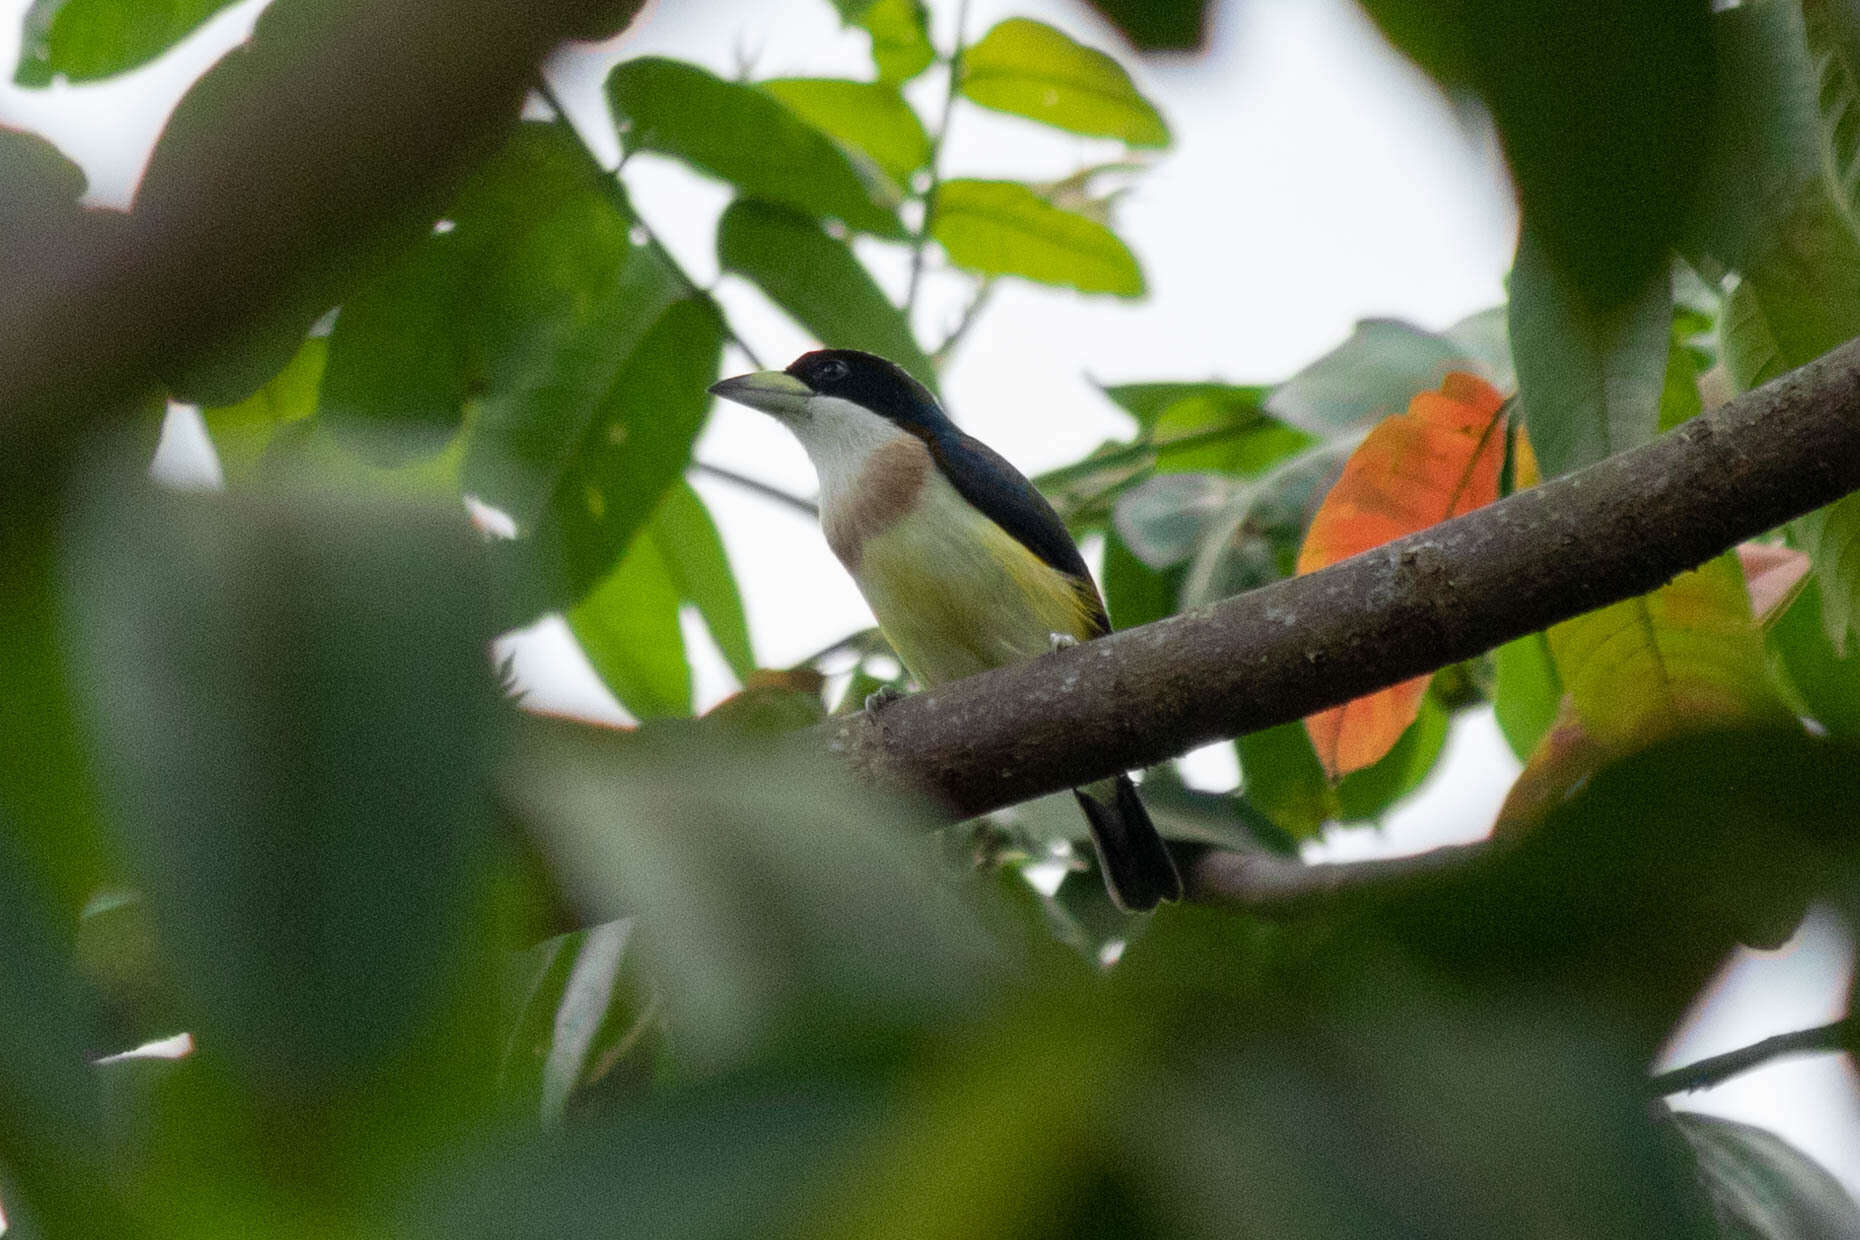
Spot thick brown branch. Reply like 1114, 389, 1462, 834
827, 339, 1860, 818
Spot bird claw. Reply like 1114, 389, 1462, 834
1048, 632, 1078, 653
865, 684, 905, 712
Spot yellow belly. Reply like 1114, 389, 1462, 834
849, 482, 1100, 687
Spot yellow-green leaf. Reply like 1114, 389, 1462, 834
760, 78, 931, 188
1546, 554, 1784, 749
1794, 492, 1860, 655
201, 336, 327, 483
960, 18, 1169, 148
932, 178, 1143, 296
834, 0, 935, 84
568, 523, 690, 721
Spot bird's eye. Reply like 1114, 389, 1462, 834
817, 359, 849, 383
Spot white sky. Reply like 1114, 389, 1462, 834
2, 0, 1855, 1195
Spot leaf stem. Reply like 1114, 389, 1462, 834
1649, 1020, 1851, 1094
535, 77, 767, 369
931, 277, 996, 368
691, 461, 819, 518
905, 0, 972, 317
1034, 420, 1274, 491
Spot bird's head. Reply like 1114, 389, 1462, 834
708, 349, 948, 444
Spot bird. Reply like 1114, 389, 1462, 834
709, 348, 1183, 912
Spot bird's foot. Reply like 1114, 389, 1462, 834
865, 684, 905, 712
1048, 632, 1079, 653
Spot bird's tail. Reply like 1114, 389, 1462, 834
1074, 774, 1183, 913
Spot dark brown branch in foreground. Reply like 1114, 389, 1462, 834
1650, 1020, 1852, 1094
0, 0, 639, 472
827, 338, 1860, 822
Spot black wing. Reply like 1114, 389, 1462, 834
929, 429, 1112, 636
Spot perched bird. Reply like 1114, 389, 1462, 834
709, 348, 1183, 912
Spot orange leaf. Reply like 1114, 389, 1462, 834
1299, 372, 1507, 777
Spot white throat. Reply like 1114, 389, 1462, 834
786, 394, 919, 508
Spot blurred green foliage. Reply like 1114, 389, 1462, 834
2, 0, 1859, 1235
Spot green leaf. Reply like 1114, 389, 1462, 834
959, 18, 1169, 148
1237, 720, 1334, 840
1493, 632, 1562, 760
1509, 226, 1671, 478
500, 919, 659, 1127
832, 0, 935, 84
1547, 554, 1785, 750
433, 1074, 878, 1240
1101, 532, 1175, 630
1719, 197, 1860, 393
606, 58, 904, 237
759, 78, 931, 187
1658, 329, 1705, 433
1677, 1112, 1860, 1239
716, 198, 936, 389
66, 479, 505, 1098
1266, 318, 1472, 436
0, 488, 112, 921
1112, 472, 1236, 570
1361, 0, 1713, 309
502, 724, 996, 1072
15, 0, 240, 85
1793, 492, 1860, 657
201, 335, 327, 483
521, 296, 724, 607
931, 178, 1143, 296
462, 192, 678, 527
1100, 381, 1266, 432
1807, 0, 1860, 231
1689, 0, 1830, 278
1769, 576, 1860, 736
317, 230, 471, 466
569, 527, 691, 721
1178, 440, 1351, 607
1151, 397, 1313, 476
0, 828, 129, 1240
1076, 0, 1209, 51
653, 483, 757, 682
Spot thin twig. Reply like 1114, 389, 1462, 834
691, 461, 818, 518
931, 277, 996, 368
534, 78, 767, 369
905, 0, 972, 317
789, 626, 886, 672
1035, 423, 1268, 489
1650, 1020, 1852, 1094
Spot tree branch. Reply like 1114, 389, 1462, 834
691, 461, 819, 518
826, 338, 1860, 819
1650, 1020, 1852, 1094
1184, 842, 1490, 915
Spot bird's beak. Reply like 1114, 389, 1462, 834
708, 370, 813, 419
